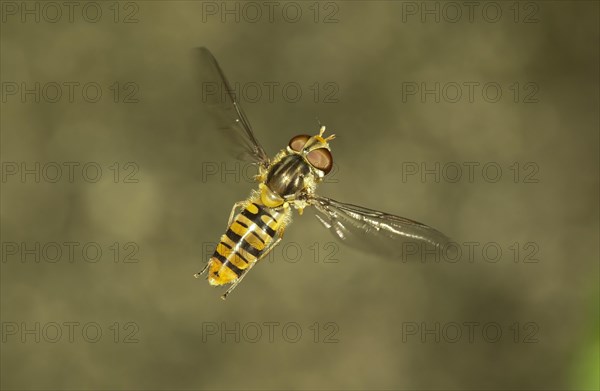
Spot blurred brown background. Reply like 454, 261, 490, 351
1, 1, 598, 390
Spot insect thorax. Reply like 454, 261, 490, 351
265, 153, 312, 198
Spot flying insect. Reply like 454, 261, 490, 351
194, 48, 450, 299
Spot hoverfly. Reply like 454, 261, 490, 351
194, 48, 450, 299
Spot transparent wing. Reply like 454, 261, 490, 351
308, 195, 451, 260
194, 47, 270, 167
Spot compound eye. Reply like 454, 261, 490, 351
307, 148, 333, 174
288, 135, 310, 152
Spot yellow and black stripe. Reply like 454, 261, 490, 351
208, 202, 283, 286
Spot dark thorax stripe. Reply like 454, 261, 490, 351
268, 154, 310, 196
280, 158, 305, 195
275, 155, 297, 176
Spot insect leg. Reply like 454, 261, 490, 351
193, 263, 210, 278
254, 164, 268, 183
227, 201, 247, 228
220, 236, 283, 300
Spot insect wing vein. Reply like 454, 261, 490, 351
195, 47, 270, 166
310, 195, 451, 259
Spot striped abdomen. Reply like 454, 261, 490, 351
208, 202, 284, 286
